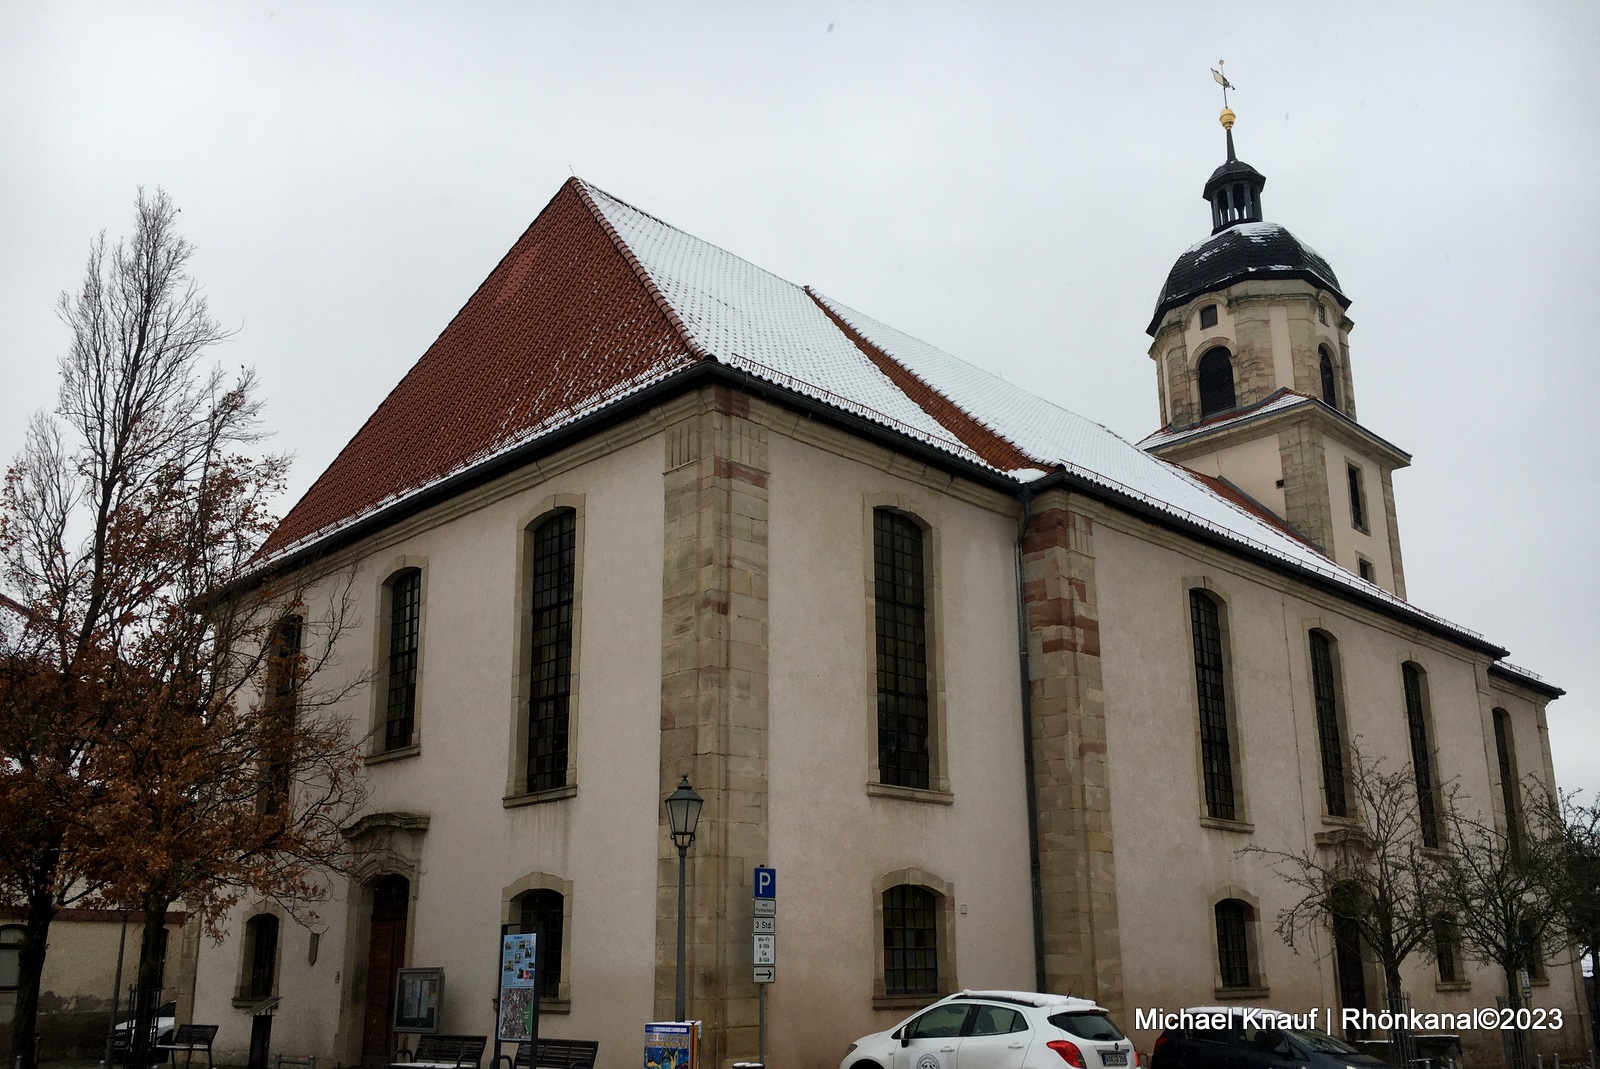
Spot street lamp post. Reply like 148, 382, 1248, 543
665, 775, 704, 1022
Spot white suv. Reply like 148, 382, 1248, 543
841, 990, 1139, 1069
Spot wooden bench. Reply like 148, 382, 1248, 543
393, 1035, 488, 1069
497, 1039, 599, 1069
156, 1024, 219, 1069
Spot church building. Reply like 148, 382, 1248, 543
192, 109, 1584, 1067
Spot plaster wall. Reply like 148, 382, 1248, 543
760, 429, 1036, 1061
1090, 517, 1585, 1062
194, 432, 668, 1064
1320, 434, 1396, 588
1169, 435, 1287, 519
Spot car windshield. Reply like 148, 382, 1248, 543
1050, 1011, 1126, 1041
1285, 1029, 1360, 1054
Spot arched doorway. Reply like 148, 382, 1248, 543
362, 874, 410, 1066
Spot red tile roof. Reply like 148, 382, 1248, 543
1184, 469, 1319, 550
261, 179, 696, 556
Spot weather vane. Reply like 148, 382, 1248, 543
1211, 60, 1235, 108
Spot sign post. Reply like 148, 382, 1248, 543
752, 866, 776, 1065
497, 933, 540, 1045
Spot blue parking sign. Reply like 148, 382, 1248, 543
753, 866, 776, 899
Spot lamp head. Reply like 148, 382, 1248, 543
665, 774, 704, 848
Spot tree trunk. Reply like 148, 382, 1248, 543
1381, 965, 1414, 1069
127, 899, 174, 1069
7, 889, 57, 1069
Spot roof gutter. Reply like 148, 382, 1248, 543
1013, 486, 1049, 993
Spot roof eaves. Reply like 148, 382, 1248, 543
1022, 465, 1507, 659
242, 360, 1028, 585
1488, 661, 1565, 699
1143, 393, 1411, 466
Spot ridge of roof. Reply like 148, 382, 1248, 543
802, 286, 1041, 472
259, 178, 693, 557
571, 178, 713, 364
1185, 470, 1319, 550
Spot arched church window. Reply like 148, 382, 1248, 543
1319, 346, 1338, 407
1197, 348, 1236, 417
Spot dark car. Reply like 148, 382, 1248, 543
1150, 1007, 1397, 1069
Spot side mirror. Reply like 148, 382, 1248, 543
1273, 1040, 1294, 1059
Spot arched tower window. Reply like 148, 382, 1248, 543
1197, 348, 1236, 418
1319, 346, 1338, 407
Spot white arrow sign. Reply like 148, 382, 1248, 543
753, 964, 775, 984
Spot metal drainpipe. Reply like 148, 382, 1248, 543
1014, 486, 1048, 993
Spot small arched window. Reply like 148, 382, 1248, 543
1197, 348, 1236, 417
517, 889, 565, 1000
1433, 914, 1459, 983
1319, 346, 1338, 407
1213, 899, 1254, 988
242, 914, 279, 1000
883, 884, 938, 996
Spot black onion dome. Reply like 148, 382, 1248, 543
1147, 221, 1346, 336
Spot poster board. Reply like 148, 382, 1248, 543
497, 933, 539, 1042
643, 1022, 699, 1069
392, 967, 443, 1033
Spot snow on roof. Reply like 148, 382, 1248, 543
1137, 391, 1316, 451
258, 178, 1497, 655
580, 183, 985, 466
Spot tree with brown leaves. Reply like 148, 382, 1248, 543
0, 189, 366, 1068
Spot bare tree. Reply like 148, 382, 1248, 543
0, 189, 367, 1068
1538, 791, 1600, 1055
1431, 785, 1568, 1069
1245, 744, 1443, 1026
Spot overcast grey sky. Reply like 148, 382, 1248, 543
2, 3, 1596, 796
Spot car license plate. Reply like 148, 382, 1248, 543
1101, 1052, 1127, 1066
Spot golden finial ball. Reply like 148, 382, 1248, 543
1220, 107, 1236, 130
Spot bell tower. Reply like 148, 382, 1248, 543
1140, 97, 1411, 597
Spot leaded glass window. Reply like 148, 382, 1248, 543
1191, 591, 1235, 820
883, 885, 938, 995
518, 889, 564, 1000
1434, 915, 1458, 983
875, 510, 930, 790
385, 569, 421, 751
1319, 345, 1338, 406
528, 511, 576, 793
244, 914, 278, 999
1309, 631, 1348, 818
1493, 708, 1521, 857
1214, 899, 1251, 989
1403, 663, 1440, 848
